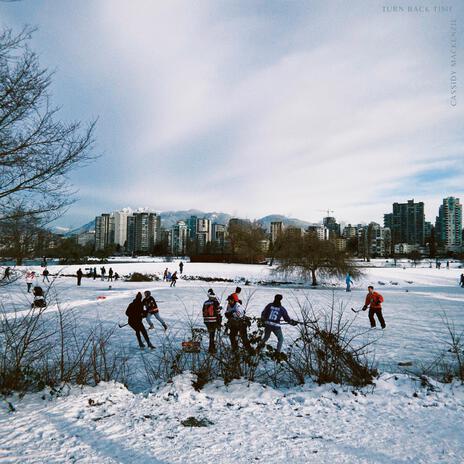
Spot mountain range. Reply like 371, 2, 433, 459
56, 210, 315, 236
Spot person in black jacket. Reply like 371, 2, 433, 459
202, 289, 222, 353
76, 268, 83, 286
125, 292, 154, 349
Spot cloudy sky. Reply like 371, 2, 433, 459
2, 0, 463, 228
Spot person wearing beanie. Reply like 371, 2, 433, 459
225, 294, 252, 353
125, 292, 155, 349
143, 290, 168, 331
202, 288, 222, 353
260, 294, 298, 353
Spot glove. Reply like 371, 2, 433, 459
362, 306, 367, 311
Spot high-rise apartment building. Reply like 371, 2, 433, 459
435, 197, 462, 251
196, 218, 212, 251
95, 213, 114, 251
384, 199, 425, 246
113, 209, 131, 247
126, 211, 161, 254
171, 221, 188, 255
270, 221, 283, 244
323, 216, 340, 238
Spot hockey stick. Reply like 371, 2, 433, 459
118, 322, 128, 328
351, 307, 363, 314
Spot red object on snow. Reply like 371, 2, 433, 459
97, 296, 107, 300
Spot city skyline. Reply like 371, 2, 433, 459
2, 1, 463, 228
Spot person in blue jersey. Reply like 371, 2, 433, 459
260, 294, 298, 352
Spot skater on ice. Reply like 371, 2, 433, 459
259, 294, 298, 353
42, 267, 50, 283
345, 273, 353, 292
143, 290, 167, 330
179, 261, 184, 274
170, 271, 178, 287
362, 285, 386, 329
125, 292, 154, 349
25, 270, 35, 292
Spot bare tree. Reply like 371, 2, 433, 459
0, 26, 96, 222
275, 230, 361, 286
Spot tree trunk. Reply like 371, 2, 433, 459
311, 268, 317, 286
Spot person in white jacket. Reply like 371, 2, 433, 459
25, 270, 35, 293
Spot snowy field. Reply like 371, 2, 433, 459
1, 260, 464, 463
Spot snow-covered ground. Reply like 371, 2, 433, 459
1, 261, 464, 463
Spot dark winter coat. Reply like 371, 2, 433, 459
202, 296, 222, 324
126, 299, 145, 323
143, 295, 158, 313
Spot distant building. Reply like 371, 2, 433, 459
126, 211, 160, 254
323, 216, 340, 238
384, 199, 425, 246
187, 216, 198, 240
212, 223, 226, 247
196, 218, 212, 251
342, 224, 358, 239
306, 224, 329, 240
287, 226, 303, 240
113, 209, 131, 248
95, 213, 114, 251
435, 197, 462, 252
171, 221, 188, 255
270, 221, 283, 244
358, 223, 391, 257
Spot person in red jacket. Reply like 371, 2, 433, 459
362, 285, 386, 329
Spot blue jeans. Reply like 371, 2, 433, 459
262, 325, 284, 352
147, 312, 167, 329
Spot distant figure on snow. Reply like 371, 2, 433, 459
143, 290, 167, 330
76, 268, 83, 286
170, 271, 178, 287
108, 267, 114, 282
100, 266, 106, 281
2, 266, 11, 281
42, 268, 50, 283
179, 261, 184, 274
25, 270, 35, 292
460, 273, 464, 288
114, 272, 120, 281
362, 285, 385, 329
163, 268, 169, 281
446, 261, 450, 269
345, 273, 353, 292
125, 292, 154, 349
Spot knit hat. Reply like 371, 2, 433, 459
207, 288, 215, 296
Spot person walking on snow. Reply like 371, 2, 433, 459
460, 273, 464, 288
225, 295, 252, 353
25, 270, 35, 292
179, 261, 184, 274
170, 271, 178, 287
76, 268, 83, 286
2, 266, 11, 281
345, 273, 353, 292
100, 266, 106, 281
42, 267, 50, 283
362, 285, 386, 329
93, 267, 97, 280
125, 292, 154, 349
142, 290, 167, 330
260, 294, 298, 352
202, 289, 222, 353
108, 267, 114, 282
163, 268, 168, 281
